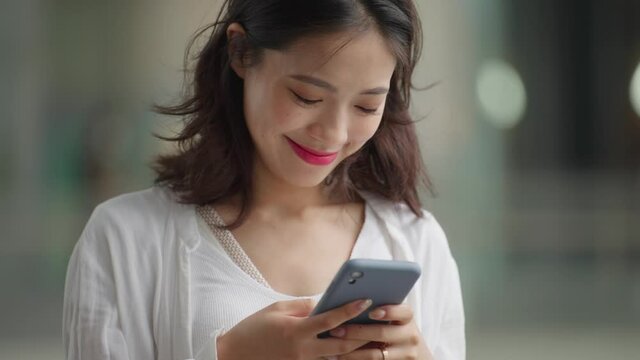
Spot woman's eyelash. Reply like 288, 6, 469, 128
357, 106, 378, 114
290, 89, 378, 114
290, 90, 321, 105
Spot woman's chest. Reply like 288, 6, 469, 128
229, 214, 364, 296
189, 255, 323, 351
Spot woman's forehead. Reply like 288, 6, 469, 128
285, 28, 393, 61
265, 29, 397, 86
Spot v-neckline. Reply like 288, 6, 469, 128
196, 203, 370, 299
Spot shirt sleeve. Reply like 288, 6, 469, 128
416, 212, 466, 360
193, 328, 228, 360
62, 205, 153, 360
62, 212, 129, 359
431, 253, 466, 360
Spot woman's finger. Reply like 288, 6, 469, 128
368, 303, 414, 325
304, 299, 373, 335
329, 323, 407, 343
308, 337, 370, 358
337, 346, 394, 360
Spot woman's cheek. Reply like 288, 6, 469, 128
343, 119, 382, 154
354, 118, 382, 140
345, 141, 365, 157
344, 135, 371, 156
269, 91, 301, 129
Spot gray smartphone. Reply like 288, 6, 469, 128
310, 258, 421, 338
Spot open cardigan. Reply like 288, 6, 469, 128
63, 186, 465, 359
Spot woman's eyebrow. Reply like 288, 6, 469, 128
289, 74, 388, 95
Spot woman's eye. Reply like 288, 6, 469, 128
290, 90, 322, 105
356, 105, 379, 114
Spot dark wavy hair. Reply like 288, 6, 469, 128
153, 0, 432, 228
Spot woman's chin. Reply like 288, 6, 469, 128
282, 175, 330, 189
275, 167, 335, 189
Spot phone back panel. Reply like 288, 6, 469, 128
310, 259, 421, 331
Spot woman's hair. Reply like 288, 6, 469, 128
153, 0, 432, 228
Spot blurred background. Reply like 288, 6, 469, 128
1, 0, 639, 359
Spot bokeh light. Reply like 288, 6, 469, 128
476, 58, 527, 129
631, 61, 640, 117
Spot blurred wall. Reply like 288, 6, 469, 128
1, 0, 638, 359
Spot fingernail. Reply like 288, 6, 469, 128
369, 308, 386, 319
359, 299, 373, 311
330, 327, 346, 337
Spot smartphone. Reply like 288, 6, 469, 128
309, 258, 421, 338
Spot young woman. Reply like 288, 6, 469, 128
63, 1, 465, 359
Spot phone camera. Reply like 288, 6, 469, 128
351, 271, 364, 279
348, 278, 356, 284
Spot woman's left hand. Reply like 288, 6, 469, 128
327, 303, 433, 360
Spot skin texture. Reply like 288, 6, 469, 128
235, 27, 393, 194
327, 303, 434, 360
216, 23, 434, 359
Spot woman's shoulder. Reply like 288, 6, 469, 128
361, 191, 452, 258
89, 186, 174, 226
78, 186, 192, 251
64, 187, 183, 320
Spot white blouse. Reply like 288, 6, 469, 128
62, 186, 465, 360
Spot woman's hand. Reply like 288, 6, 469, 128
326, 303, 433, 360
216, 298, 372, 360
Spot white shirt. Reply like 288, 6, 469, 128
63, 186, 465, 360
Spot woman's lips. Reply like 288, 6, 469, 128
285, 137, 338, 166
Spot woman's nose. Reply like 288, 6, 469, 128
307, 107, 349, 147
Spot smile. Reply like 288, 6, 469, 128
285, 137, 338, 166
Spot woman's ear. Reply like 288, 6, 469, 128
226, 22, 247, 79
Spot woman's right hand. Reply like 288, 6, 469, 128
216, 298, 373, 360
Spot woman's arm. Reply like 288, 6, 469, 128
431, 254, 466, 360
62, 205, 155, 360
63, 218, 130, 358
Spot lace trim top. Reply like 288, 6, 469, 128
196, 205, 271, 288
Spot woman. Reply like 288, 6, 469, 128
63, 1, 465, 359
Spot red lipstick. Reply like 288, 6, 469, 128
285, 137, 338, 166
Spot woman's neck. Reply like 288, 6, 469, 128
251, 160, 337, 218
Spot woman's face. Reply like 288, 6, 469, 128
235, 28, 397, 189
